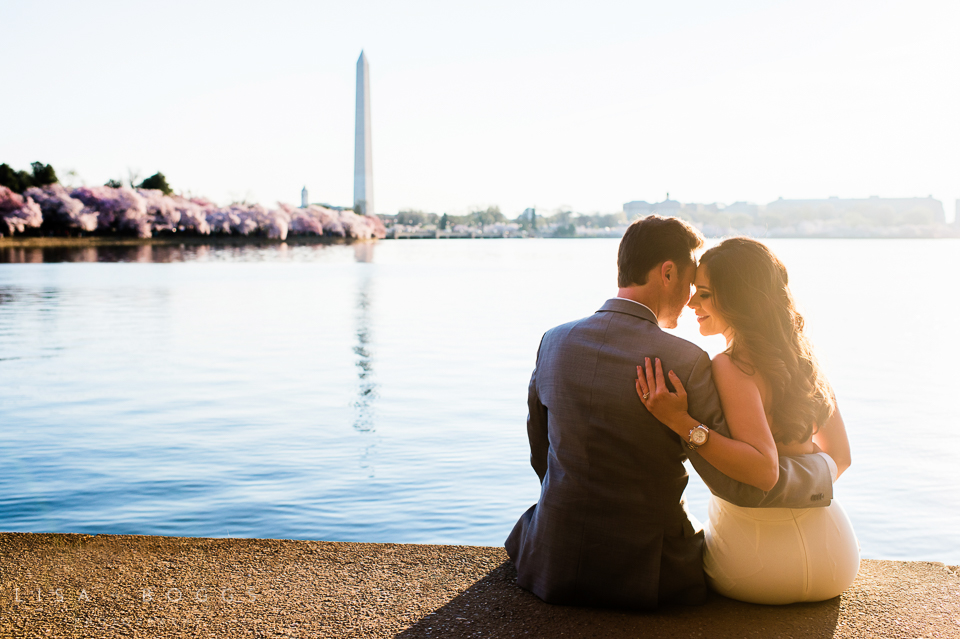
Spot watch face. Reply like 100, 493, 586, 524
691, 427, 708, 446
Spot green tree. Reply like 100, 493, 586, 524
105, 179, 123, 188
553, 223, 577, 238
545, 210, 572, 226
593, 212, 626, 228
439, 213, 449, 230
30, 162, 58, 186
0, 162, 58, 193
445, 213, 470, 227
396, 209, 428, 226
0, 163, 27, 192
138, 172, 173, 195
469, 205, 505, 227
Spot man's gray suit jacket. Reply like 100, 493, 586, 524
504, 298, 834, 610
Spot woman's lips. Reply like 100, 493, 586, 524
697, 315, 709, 323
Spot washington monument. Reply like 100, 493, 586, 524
354, 51, 373, 216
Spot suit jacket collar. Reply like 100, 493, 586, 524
598, 297, 659, 326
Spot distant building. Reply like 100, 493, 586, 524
682, 203, 721, 215
723, 201, 760, 217
652, 197, 681, 216
766, 196, 945, 225
623, 201, 652, 218
301, 186, 309, 208
624, 196, 683, 218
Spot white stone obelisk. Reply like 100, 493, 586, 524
353, 51, 374, 216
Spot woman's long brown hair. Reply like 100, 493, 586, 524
699, 237, 833, 444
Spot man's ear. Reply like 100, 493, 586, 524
661, 260, 675, 284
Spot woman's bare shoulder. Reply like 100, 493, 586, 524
711, 353, 757, 388
712, 353, 771, 407
711, 352, 742, 374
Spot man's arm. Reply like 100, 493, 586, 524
528, 337, 549, 483
683, 351, 834, 508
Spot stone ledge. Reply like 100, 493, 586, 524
0, 532, 957, 638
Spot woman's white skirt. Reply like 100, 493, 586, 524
703, 494, 860, 604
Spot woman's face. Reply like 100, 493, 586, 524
689, 265, 733, 340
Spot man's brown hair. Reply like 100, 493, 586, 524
617, 215, 704, 287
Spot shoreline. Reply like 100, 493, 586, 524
0, 234, 368, 249
1, 531, 957, 638
3, 233, 960, 249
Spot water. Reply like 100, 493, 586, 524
1, 238, 958, 563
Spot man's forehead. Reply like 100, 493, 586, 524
693, 265, 710, 286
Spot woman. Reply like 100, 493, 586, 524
636, 237, 859, 604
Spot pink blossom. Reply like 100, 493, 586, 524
137, 189, 181, 231
209, 203, 262, 235
0, 186, 43, 235
0, 186, 25, 213
365, 212, 387, 239
170, 196, 212, 235
322, 211, 346, 237
281, 203, 323, 236
263, 205, 290, 240
24, 184, 98, 232
72, 186, 150, 237
339, 209, 386, 240
4, 183, 385, 240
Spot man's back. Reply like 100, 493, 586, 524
505, 298, 834, 609
505, 298, 712, 609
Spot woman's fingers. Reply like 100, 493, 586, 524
654, 358, 667, 390
641, 358, 686, 406
668, 370, 687, 399
636, 366, 648, 396
644, 357, 657, 395
635, 374, 648, 402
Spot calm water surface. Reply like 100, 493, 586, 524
1, 239, 958, 562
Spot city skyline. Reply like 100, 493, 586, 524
1, 0, 957, 219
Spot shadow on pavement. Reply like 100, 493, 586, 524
395, 560, 841, 639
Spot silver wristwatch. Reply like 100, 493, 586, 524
687, 424, 710, 450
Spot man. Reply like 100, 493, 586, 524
504, 216, 834, 609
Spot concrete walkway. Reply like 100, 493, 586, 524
0, 533, 957, 638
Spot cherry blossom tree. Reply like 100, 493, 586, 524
2, 182, 386, 240
0, 186, 43, 235
24, 184, 98, 232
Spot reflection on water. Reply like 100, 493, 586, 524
1, 244, 184, 263
353, 242, 375, 263
353, 273, 377, 432
0, 240, 377, 264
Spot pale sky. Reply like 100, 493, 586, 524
2, 0, 958, 218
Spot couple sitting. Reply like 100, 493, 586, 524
505, 216, 859, 608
